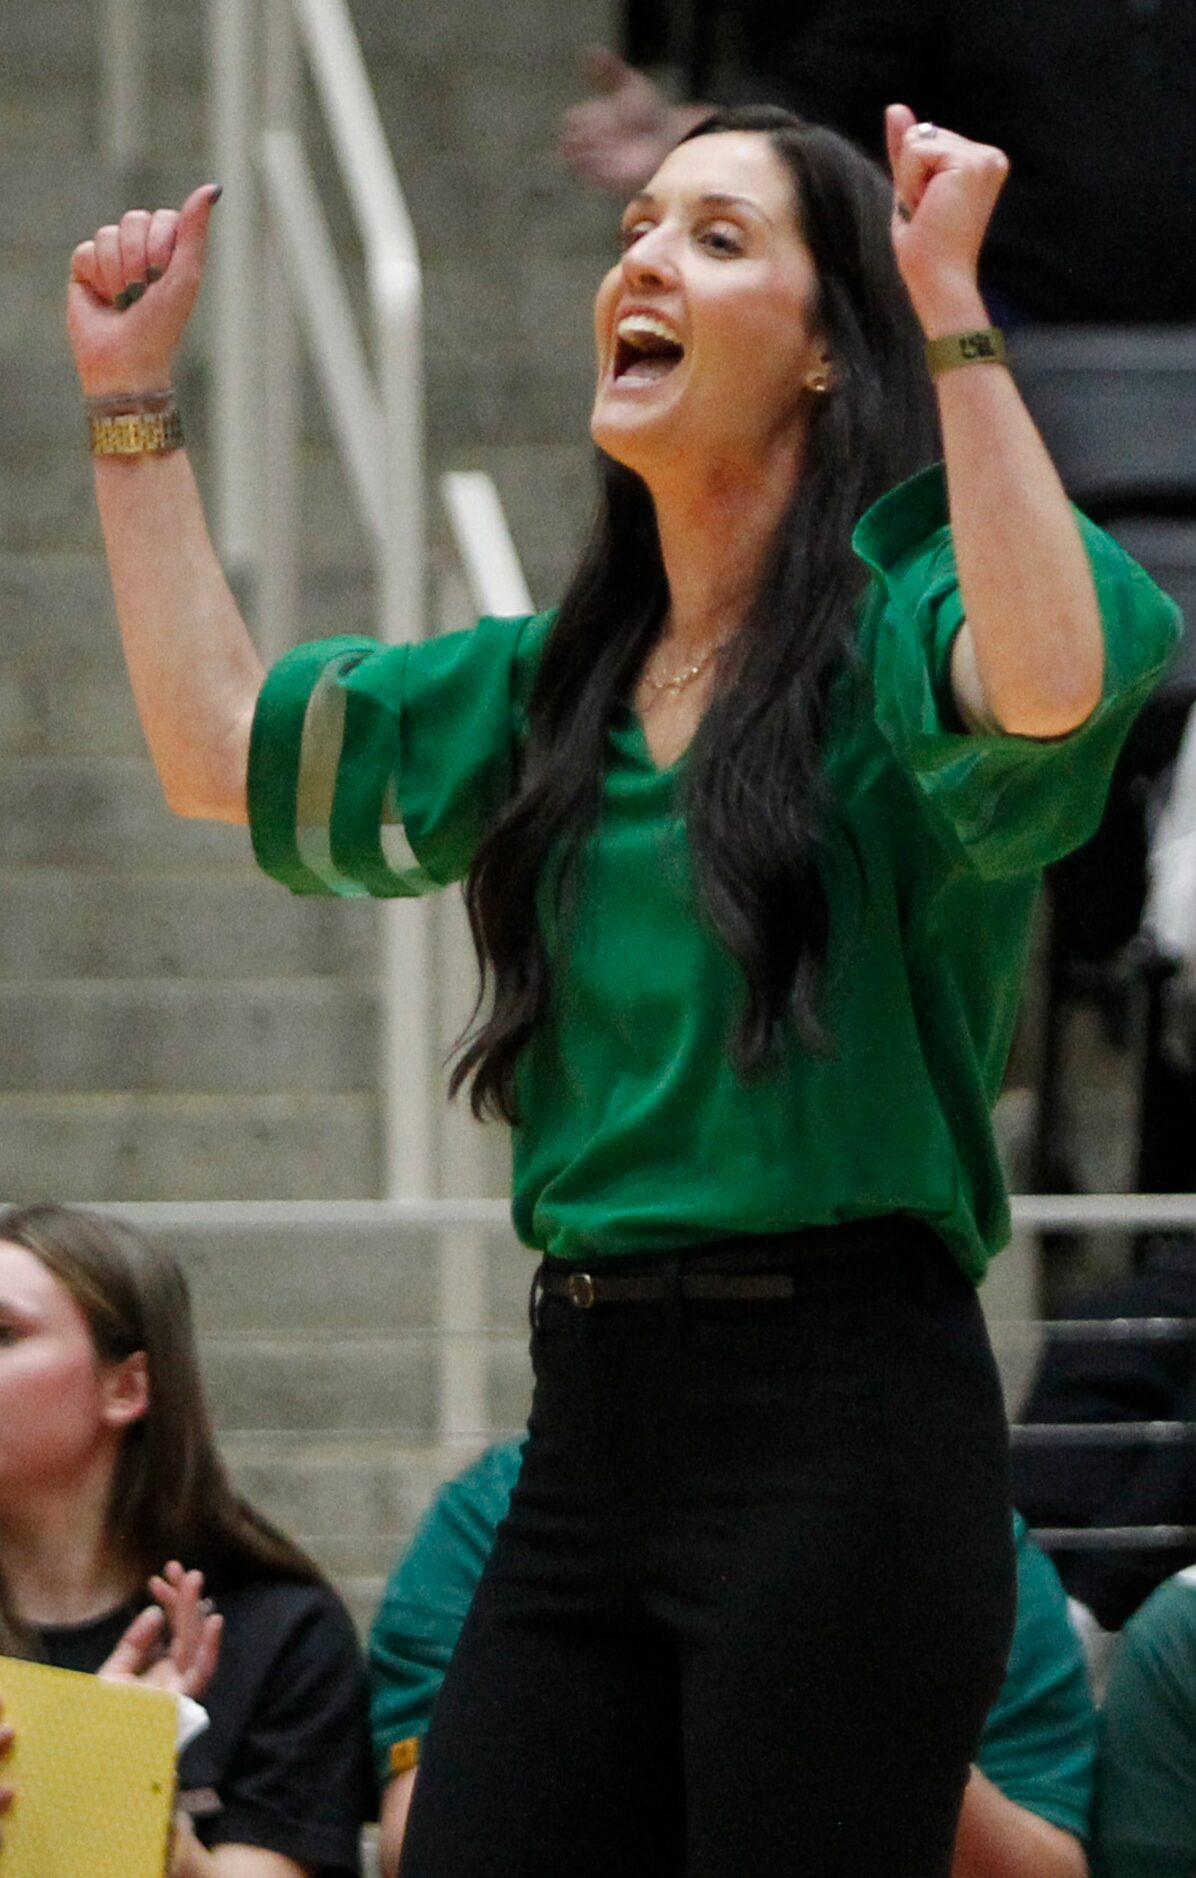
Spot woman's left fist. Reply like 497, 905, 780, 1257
884, 103, 1009, 330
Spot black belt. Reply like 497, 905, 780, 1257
541, 1267, 796, 1308
538, 1219, 928, 1310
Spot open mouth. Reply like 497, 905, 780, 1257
613, 313, 686, 385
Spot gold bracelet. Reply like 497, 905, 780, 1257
925, 327, 1007, 380
86, 388, 183, 458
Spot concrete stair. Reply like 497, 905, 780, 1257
172, 1213, 536, 1634
0, 21, 385, 1200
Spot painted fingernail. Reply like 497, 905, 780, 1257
125, 281, 146, 304
207, 183, 224, 205
146, 264, 164, 283
113, 289, 131, 311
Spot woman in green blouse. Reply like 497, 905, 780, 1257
68, 103, 1176, 1876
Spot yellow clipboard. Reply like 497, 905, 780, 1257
0, 1654, 177, 1877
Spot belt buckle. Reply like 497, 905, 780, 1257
566, 1271, 597, 1309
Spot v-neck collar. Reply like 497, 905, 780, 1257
611, 705, 690, 779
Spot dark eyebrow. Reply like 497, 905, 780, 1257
623, 190, 772, 226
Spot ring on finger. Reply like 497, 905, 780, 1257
915, 120, 939, 139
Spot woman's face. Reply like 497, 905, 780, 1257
0, 1241, 144, 1509
591, 130, 829, 479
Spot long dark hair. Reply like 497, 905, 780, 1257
0, 1204, 323, 1659
453, 106, 938, 1122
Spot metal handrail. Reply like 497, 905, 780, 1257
1010, 1192, 1196, 1230
440, 473, 536, 619
62, 1189, 1196, 1246
56, 1193, 1196, 1455
101, 0, 148, 172
104, 0, 537, 1226
259, 127, 388, 544
222, 0, 426, 655
432, 474, 534, 1439
208, 0, 432, 1202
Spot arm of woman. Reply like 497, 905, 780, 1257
171, 1815, 311, 1878
377, 1767, 418, 1878
886, 104, 1104, 740
952, 1767, 1088, 1878
67, 187, 263, 822
99, 1561, 223, 1700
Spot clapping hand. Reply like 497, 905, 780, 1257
99, 1559, 223, 1700
0, 1567, 220, 1855
884, 103, 1009, 332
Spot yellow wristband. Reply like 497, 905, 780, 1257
925, 328, 1007, 380
388, 1736, 422, 1778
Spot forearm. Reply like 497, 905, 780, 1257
377, 1768, 418, 1878
952, 1768, 1088, 1878
885, 110, 1103, 738
171, 1816, 222, 1876
95, 449, 263, 822
930, 285, 1103, 738
173, 1821, 307, 1878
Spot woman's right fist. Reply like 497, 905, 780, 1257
68, 182, 222, 399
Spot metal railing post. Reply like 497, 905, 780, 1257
208, 0, 260, 575
203, 0, 543, 1247
433, 470, 533, 1436
101, 0, 148, 174
257, 0, 302, 662
375, 269, 436, 1202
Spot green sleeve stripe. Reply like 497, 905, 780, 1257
248, 635, 436, 898
248, 636, 376, 894
328, 675, 440, 898
294, 662, 372, 896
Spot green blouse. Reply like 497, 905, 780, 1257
248, 465, 1181, 1279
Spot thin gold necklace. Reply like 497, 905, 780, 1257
643, 634, 732, 695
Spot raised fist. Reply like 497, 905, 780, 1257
885, 104, 1009, 326
68, 183, 222, 399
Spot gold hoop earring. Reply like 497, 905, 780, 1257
809, 372, 830, 395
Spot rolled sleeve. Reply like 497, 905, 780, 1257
853, 464, 1183, 879
248, 614, 550, 897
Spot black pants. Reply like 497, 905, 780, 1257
400, 1222, 1015, 1877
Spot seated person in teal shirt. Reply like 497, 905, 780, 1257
369, 1442, 1096, 1878
1091, 1566, 1196, 1878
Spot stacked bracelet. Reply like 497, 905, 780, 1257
925, 327, 1007, 380
86, 387, 183, 458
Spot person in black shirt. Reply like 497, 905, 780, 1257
0, 1204, 373, 1876
563, 1, 1196, 323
